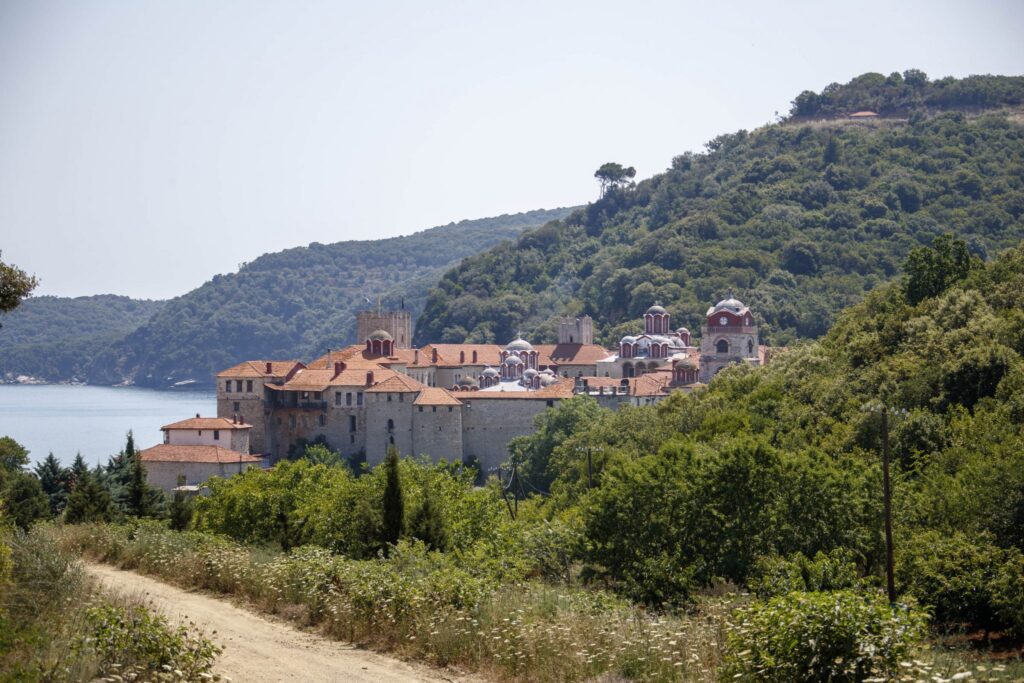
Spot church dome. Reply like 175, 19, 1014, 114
710, 293, 747, 315
677, 327, 690, 335
367, 329, 393, 341
503, 355, 524, 365
651, 335, 671, 344
457, 376, 478, 388
481, 366, 499, 377
523, 368, 538, 378
646, 303, 668, 315
620, 335, 637, 344
505, 337, 534, 352
539, 373, 559, 387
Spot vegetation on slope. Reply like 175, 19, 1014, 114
0, 209, 571, 386
416, 72, 1024, 347
0, 296, 164, 383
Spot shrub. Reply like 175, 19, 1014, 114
748, 549, 863, 598
721, 590, 927, 682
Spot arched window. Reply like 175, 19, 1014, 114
387, 418, 394, 432
623, 362, 634, 378
635, 361, 646, 375
747, 339, 754, 355
716, 339, 729, 354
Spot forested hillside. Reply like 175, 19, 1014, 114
90, 208, 573, 387
0, 296, 164, 383
416, 72, 1024, 346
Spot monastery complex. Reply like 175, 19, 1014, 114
142, 296, 775, 490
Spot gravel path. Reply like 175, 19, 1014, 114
85, 562, 474, 683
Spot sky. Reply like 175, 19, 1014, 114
1, 1, 1022, 300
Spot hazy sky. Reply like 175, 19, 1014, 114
2, 1, 1022, 300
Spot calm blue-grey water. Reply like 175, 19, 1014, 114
0, 385, 215, 468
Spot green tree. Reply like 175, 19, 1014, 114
381, 447, 405, 548
64, 470, 114, 524
128, 449, 150, 517
0, 436, 29, 474
0, 252, 38, 321
33, 452, 70, 515
409, 480, 449, 551
904, 234, 975, 305
508, 395, 604, 493
594, 162, 636, 197
168, 475, 193, 531
2, 472, 50, 530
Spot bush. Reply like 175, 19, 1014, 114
748, 549, 863, 598
82, 602, 221, 680
721, 590, 927, 682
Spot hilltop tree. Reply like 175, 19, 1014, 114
594, 162, 636, 197
128, 449, 150, 517
381, 446, 405, 548
68, 452, 89, 489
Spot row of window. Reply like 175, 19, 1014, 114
334, 391, 364, 406
225, 379, 254, 393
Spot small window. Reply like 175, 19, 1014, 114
448, 406, 453, 412
389, 435, 394, 445
235, 380, 243, 392
346, 392, 352, 406
319, 414, 326, 426
314, 391, 322, 400
350, 434, 355, 444
335, 392, 341, 406
233, 402, 240, 412
349, 415, 356, 433
418, 406, 423, 412
198, 430, 202, 436
387, 418, 394, 432
432, 406, 437, 413
399, 393, 404, 402
213, 430, 220, 440
246, 380, 253, 393
357, 392, 363, 406
546, 400, 554, 408
716, 339, 729, 354
225, 380, 232, 392
387, 394, 392, 402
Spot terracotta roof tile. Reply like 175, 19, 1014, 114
413, 387, 463, 406
535, 344, 613, 366
216, 360, 304, 379
162, 417, 251, 431
365, 373, 426, 393
139, 444, 263, 464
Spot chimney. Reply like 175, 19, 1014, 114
195, 412, 200, 418
365, 371, 374, 386
432, 348, 438, 363
265, 362, 272, 374
414, 349, 420, 364
333, 361, 346, 378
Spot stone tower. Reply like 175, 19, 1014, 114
557, 315, 594, 345
699, 293, 760, 382
356, 309, 413, 348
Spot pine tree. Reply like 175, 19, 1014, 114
2, 472, 50, 530
168, 474, 192, 531
69, 452, 89, 488
409, 480, 449, 551
64, 470, 113, 524
33, 452, 70, 515
381, 446, 405, 549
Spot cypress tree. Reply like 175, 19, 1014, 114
410, 479, 449, 552
381, 446, 405, 548
69, 452, 89, 489
168, 474, 192, 531
128, 450, 149, 517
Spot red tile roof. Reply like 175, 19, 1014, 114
365, 373, 426, 393
535, 343, 613, 366
413, 387, 463, 406
139, 444, 263, 464
162, 417, 251, 431
216, 360, 304, 379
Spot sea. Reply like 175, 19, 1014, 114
0, 385, 215, 468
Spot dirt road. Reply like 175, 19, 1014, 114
85, 563, 473, 683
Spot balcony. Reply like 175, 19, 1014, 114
297, 401, 327, 411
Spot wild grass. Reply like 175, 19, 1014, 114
0, 526, 220, 682
52, 521, 1024, 682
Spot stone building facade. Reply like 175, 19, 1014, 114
210, 297, 774, 471
356, 309, 413, 349
139, 416, 263, 492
